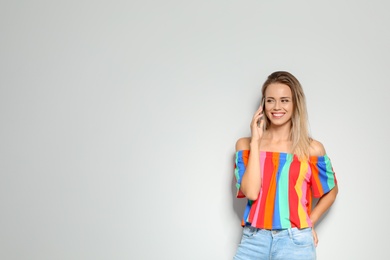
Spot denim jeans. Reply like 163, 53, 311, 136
234, 226, 316, 260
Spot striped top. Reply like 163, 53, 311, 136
234, 150, 337, 229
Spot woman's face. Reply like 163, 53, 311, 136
264, 83, 294, 127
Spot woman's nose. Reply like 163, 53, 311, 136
274, 100, 281, 109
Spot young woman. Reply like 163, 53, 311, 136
233, 71, 338, 260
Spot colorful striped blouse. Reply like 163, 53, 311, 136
234, 150, 337, 229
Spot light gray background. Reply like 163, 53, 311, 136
1, 1, 389, 259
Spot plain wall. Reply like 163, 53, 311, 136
1, 1, 389, 259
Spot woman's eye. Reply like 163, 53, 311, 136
281, 99, 290, 103
266, 99, 275, 103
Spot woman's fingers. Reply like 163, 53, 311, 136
312, 229, 318, 247
253, 106, 263, 118
251, 112, 264, 127
257, 115, 264, 128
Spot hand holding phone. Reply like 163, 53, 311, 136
257, 98, 265, 129
251, 98, 265, 142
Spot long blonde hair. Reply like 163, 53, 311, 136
261, 71, 311, 159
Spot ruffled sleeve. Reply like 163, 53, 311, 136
234, 150, 250, 198
309, 155, 338, 198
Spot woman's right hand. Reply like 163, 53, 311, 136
250, 104, 265, 143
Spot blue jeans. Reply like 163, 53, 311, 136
234, 226, 316, 260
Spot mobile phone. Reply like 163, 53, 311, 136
257, 98, 265, 129
260, 97, 265, 111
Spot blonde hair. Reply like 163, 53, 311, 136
261, 71, 311, 160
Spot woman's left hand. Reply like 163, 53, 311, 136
312, 228, 318, 247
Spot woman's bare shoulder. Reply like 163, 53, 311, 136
235, 137, 251, 151
309, 139, 326, 157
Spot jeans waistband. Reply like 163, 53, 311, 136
244, 226, 312, 238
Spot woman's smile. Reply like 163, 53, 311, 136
271, 112, 285, 119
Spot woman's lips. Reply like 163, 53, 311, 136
271, 113, 285, 118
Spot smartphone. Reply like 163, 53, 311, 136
261, 97, 265, 111
257, 98, 265, 130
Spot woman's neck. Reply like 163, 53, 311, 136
264, 123, 291, 142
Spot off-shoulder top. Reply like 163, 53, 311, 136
234, 150, 337, 229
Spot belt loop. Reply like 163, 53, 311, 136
287, 228, 292, 239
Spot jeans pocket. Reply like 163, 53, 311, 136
290, 229, 314, 247
242, 226, 257, 240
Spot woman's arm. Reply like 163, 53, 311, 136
236, 138, 261, 200
310, 185, 338, 247
236, 104, 265, 201
309, 139, 339, 245
309, 139, 339, 224
310, 186, 338, 225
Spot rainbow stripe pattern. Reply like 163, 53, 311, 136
234, 150, 337, 229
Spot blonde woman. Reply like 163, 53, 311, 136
233, 71, 338, 260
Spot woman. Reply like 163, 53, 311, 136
233, 71, 338, 260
